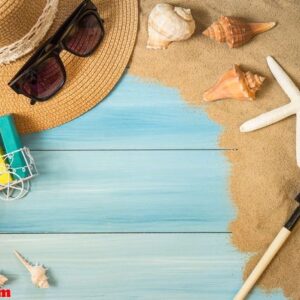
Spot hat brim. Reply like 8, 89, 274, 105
0, 0, 138, 134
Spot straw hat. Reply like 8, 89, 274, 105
0, 0, 138, 133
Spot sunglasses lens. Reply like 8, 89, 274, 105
21, 56, 65, 100
63, 14, 104, 56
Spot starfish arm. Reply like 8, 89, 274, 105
297, 113, 300, 167
240, 103, 297, 132
267, 56, 300, 103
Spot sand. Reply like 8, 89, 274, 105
129, 0, 300, 298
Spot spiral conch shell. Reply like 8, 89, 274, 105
203, 65, 266, 102
0, 275, 8, 286
147, 3, 196, 49
203, 16, 276, 48
14, 250, 49, 288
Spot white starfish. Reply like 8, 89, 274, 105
240, 56, 300, 167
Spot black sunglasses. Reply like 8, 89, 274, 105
9, 0, 105, 105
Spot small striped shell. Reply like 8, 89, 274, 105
0, 275, 8, 286
203, 65, 265, 102
203, 16, 276, 48
147, 3, 196, 49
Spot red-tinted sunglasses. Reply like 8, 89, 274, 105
9, 0, 105, 105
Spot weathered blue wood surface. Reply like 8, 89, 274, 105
0, 234, 284, 300
0, 150, 233, 233
23, 76, 224, 150
0, 75, 284, 299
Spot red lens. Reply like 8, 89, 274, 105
63, 14, 104, 56
22, 56, 65, 100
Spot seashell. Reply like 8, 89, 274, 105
147, 3, 196, 50
203, 16, 276, 48
203, 65, 265, 102
0, 275, 8, 286
14, 250, 49, 288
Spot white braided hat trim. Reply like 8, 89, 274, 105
0, 0, 59, 65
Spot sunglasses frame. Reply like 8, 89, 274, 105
9, 0, 105, 105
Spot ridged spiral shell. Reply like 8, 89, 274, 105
147, 3, 196, 49
203, 65, 266, 102
203, 16, 276, 48
14, 250, 49, 289
0, 275, 8, 286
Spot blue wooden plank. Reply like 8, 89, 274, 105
0, 150, 233, 233
22, 75, 223, 150
0, 234, 284, 299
